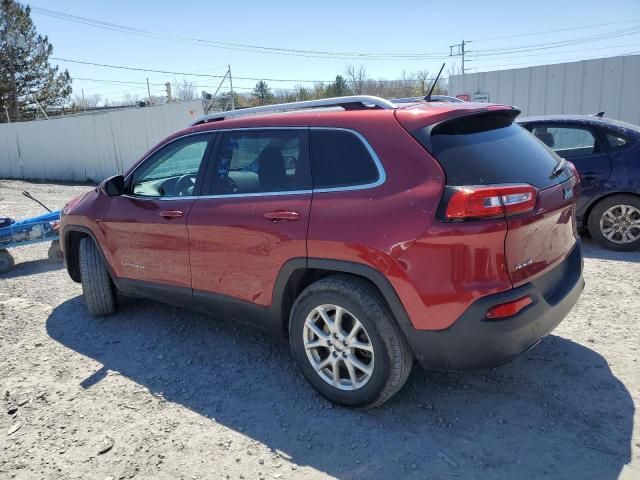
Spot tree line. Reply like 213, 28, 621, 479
245, 65, 452, 107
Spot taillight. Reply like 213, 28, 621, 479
566, 160, 580, 183
444, 184, 538, 220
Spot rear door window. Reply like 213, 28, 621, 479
310, 130, 380, 189
531, 125, 600, 159
420, 112, 570, 190
209, 130, 311, 195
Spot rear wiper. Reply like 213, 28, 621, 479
551, 157, 566, 178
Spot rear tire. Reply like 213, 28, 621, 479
0, 249, 14, 273
588, 194, 640, 251
289, 275, 413, 408
79, 237, 116, 316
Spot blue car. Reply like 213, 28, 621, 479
518, 114, 640, 251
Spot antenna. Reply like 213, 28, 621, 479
425, 63, 446, 101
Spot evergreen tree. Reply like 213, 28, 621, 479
325, 75, 351, 97
251, 80, 274, 105
0, 0, 71, 121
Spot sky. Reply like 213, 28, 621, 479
23, 0, 640, 103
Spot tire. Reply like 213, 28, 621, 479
588, 194, 640, 252
289, 275, 413, 408
48, 240, 63, 261
0, 249, 15, 273
79, 237, 116, 316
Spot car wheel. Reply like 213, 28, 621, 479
0, 249, 15, 273
289, 275, 413, 408
79, 237, 116, 316
588, 194, 640, 251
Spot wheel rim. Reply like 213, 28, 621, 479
303, 304, 375, 391
599, 204, 640, 244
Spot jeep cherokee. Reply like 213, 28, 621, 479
60, 96, 584, 408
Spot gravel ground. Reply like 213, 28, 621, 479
0, 179, 638, 480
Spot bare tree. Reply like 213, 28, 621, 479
345, 64, 367, 95
73, 93, 101, 109
416, 70, 430, 96
175, 78, 196, 101
398, 70, 417, 97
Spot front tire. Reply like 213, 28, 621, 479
0, 249, 14, 273
588, 194, 640, 251
289, 276, 412, 408
79, 237, 116, 316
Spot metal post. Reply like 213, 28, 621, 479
228, 64, 235, 110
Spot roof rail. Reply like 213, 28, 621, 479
189, 95, 396, 126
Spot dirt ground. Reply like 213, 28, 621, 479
0, 179, 638, 480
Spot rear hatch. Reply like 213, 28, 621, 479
399, 107, 579, 287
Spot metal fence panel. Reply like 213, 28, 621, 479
0, 101, 203, 181
448, 54, 640, 124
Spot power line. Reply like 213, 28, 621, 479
54, 57, 336, 83
473, 19, 640, 42
31, 4, 640, 63
474, 26, 640, 56
31, 5, 449, 60
469, 42, 640, 62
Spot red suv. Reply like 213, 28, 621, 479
60, 96, 584, 408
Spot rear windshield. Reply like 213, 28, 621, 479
416, 112, 571, 190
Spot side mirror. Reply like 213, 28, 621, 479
103, 175, 125, 196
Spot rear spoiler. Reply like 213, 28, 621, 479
407, 107, 521, 152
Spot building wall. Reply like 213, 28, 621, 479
0, 101, 203, 182
448, 54, 640, 124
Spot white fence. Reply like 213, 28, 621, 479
0, 100, 204, 182
448, 54, 640, 125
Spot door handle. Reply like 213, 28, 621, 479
159, 210, 183, 219
263, 211, 300, 222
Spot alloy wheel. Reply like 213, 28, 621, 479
303, 304, 375, 391
599, 204, 640, 244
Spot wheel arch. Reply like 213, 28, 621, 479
62, 225, 114, 283
583, 191, 640, 228
270, 258, 414, 337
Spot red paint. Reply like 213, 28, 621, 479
188, 195, 311, 305
60, 101, 580, 333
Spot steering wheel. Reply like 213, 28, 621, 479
175, 174, 195, 196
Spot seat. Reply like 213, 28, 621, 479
534, 128, 555, 148
257, 146, 288, 190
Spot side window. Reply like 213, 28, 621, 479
211, 130, 310, 194
605, 131, 630, 151
131, 135, 212, 197
532, 125, 598, 158
310, 130, 380, 189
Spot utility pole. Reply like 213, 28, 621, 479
449, 39, 471, 93
2, 0, 19, 121
165, 82, 172, 103
146, 78, 151, 104
81, 88, 86, 112
228, 64, 235, 110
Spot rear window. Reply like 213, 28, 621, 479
310, 130, 380, 189
417, 112, 571, 190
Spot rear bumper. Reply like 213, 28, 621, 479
406, 240, 584, 370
